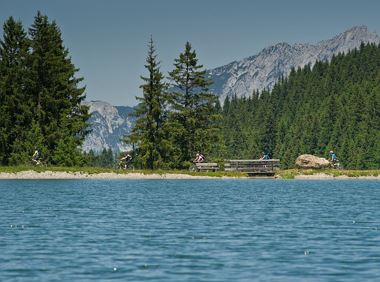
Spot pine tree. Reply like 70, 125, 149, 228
96, 148, 114, 168
168, 42, 221, 167
0, 17, 31, 165
28, 11, 89, 165
126, 38, 168, 169
82, 149, 97, 167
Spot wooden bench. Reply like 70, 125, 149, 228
224, 159, 280, 176
195, 162, 219, 172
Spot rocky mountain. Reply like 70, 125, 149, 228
82, 101, 135, 153
208, 26, 380, 101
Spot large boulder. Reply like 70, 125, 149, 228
295, 154, 330, 169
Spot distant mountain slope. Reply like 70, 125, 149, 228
208, 26, 380, 101
82, 101, 135, 153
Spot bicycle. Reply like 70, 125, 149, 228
330, 159, 343, 170
30, 159, 47, 167
189, 163, 198, 172
117, 160, 134, 170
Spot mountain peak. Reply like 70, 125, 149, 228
339, 25, 370, 41
320, 25, 379, 46
343, 25, 369, 35
262, 42, 292, 54
342, 25, 379, 40
208, 26, 380, 102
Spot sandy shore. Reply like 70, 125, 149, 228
0, 170, 236, 180
294, 173, 380, 180
0, 170, 379, 180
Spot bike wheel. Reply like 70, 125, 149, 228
189, 164, 197, 172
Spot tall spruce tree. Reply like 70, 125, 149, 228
168, 42, 221, 167
126, 38, 168, 169
0, 17, 32, 165
28, 11, 89, 166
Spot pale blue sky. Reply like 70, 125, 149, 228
1, 0, 379, 106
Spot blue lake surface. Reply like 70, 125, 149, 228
0, 179, 380, 281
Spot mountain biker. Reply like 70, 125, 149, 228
32, 148, 41, 165
329, 150, 338, 165
193, 152, 205, 163
120, 152, 132, 169
260, 152, 270, 160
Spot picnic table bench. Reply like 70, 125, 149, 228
224, 159, 280, 176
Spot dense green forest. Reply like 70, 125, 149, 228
222, 43, 380, 169
0, 12, 89, 166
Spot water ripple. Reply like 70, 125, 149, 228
0, 179, 379, 281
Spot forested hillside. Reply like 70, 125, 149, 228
222, 43, 380, 169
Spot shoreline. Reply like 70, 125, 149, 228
293, 173, 380, 180
0, 170, 236, 180
0, 170, 379, 180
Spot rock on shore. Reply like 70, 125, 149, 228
295, 154, 330, 169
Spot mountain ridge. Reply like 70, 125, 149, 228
82, 100, 135, 153
208, 25, 380, 101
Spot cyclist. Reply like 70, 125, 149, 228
120, 152, 132, 169
32, 148, 41, 165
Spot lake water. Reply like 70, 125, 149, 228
1, 179, 380, 281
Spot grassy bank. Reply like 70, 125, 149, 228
0, 166, 379, 179
276, 169, 380, 179
0, 165, 247, 178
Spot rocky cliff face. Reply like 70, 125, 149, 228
208, 26, 380, 102
82, 101, 135, 153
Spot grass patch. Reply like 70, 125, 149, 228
275, 169, 380, 179
0, 165, 247, 178
0, 166, 378, 179
275, 169, 298, 179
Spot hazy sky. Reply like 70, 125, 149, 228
1, 0, 379, 106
